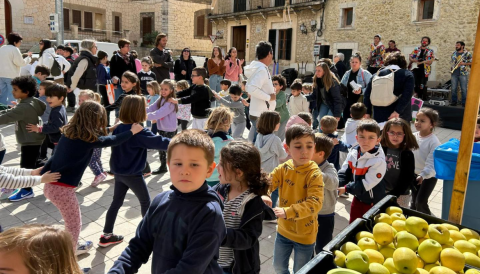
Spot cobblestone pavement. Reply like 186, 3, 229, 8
0, 117, 461, 273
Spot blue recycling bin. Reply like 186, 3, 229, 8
434, 138, 480, 231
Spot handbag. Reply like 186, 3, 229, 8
106, 80, 115, 104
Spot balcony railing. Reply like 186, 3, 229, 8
211, 0, 323, 17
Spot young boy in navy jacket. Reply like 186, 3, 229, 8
320, 116, 351, 170
108, 130, 226, 274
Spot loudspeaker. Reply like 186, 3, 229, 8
319, 45, 330, 59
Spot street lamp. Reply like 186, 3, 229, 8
300, 23, 307, 35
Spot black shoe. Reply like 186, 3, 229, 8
98, 234, 124, 247
451, 102, 457, 106
152, 166, 168, 174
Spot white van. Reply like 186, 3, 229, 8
29, 40, 118, 59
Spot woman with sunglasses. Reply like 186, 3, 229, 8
173, 48, 196, 84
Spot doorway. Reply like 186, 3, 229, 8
5, 0, 12, 35
232, 26, 246, 60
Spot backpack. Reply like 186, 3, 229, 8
49, 53, 62, 77
370, 68, 397, 107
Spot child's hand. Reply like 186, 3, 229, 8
130, 123, 143, 134
338, 187, 346, 196
31, 167, 43, 176
168, 98, 178, 104
40, 171, 61, 184
416, 175, 424, 185
241, 99, 249, 107
9, 101, 17, 107
273, 207, 286, 219
261, 195, 272, 207
26, 124, 40, 133
332, 138, 339, 145
269, 93, 276, 101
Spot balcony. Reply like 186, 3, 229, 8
209, 0, 324, 19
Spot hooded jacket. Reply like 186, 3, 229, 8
269, 160, 324, 245
255, 133, 288, 173
244, 61, 276, 117
318, 160, 339, 215
213, 184, 265, 274
108, 182, 226, 274
341, 118, 361, 147
0, 97, 46, 146
339, 146, 387, 205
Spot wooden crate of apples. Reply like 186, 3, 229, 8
329, 206, 480, 274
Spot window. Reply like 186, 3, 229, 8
419, 0, 435, 20
269, 28, 292, 60
234, 0, 247, 13
114, 16, 120, 32
63, 8, 70, 30
275, 0, 291, 7
342, 8, 353, 27
207, 19, 213, 36
72, 10, 81, 27
196, 15, 205, 36
84, 11, 93, 30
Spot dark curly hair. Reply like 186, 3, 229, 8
219, 141, 270, 196
272, 74, 287, 91
11, 76, 37, 97
384, 52, 408, 69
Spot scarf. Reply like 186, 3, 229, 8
117, 52, 131, 65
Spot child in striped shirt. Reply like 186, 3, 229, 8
0, 166, 60, 194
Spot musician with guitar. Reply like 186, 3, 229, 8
409, 37, 435, 101
450, 41, 472, 107
367, 35, 386, 74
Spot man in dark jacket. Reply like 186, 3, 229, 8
110, 39, 136, 101
334, 53, 347, 79
150, 33, 174, 83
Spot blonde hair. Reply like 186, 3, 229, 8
158, 79, 178, 113
146, 81, 161, 95
0, 224, 82, 274
62, 101, 107, 142
313, 62, 340, 91
78, 89, 101, 103
119, 95, 147, 124
176, 80, 190, 91
205, 106, 234, 132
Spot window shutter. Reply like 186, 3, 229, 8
268, 29, 276, 58
63, 9, 70, 30
197, 15, 205, 37
84, 12, 93, 30
285, 28, 292, 60
114, 16, 120, 32
207, 19, 213, 36
72, 10, 81, 28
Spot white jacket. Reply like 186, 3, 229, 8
53, 55, 72, 80
413, 132, 441, 179
244, 61, 276, 117
288, 94, 309, 116
37, 48, 60, 78
0, 45, 32, 79
341, 118, 360, 147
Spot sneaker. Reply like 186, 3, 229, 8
8, 188, 34, 202
340, 193, 349, 198
82, 268, 91, 274
99, 234, 124, 247
91, 173, 107, 187
0, 189, 15, 200
66, 106, 76, 113
76, 240, 93, 256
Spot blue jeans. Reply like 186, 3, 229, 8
451, 74, 468, 104
273, 233, 315, 274
271, 189, 279, 208
312, 108, 320, 130
0, 78, 14, 106
114, 86, 124, 117
248, 117, 258, 144
209, 74, 222, 93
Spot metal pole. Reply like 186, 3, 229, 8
55, 0, 64, 45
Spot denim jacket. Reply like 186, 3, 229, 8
340, 68, 372, 95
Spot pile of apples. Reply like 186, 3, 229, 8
328, 206, 480, 274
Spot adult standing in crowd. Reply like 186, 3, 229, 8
244, 41, 277, 143
174, 47, 196, 84
224, 47, 244, 85
96, 50, 112, 123
340, 53, 372, 123
333, 53, 347, 79
364, 52, 414, 123
307, 62, 344, 123
450, 41, 472, 107
37, 39, 57, 80
65, 39, 98, 111
0, 32, 32, 106
51, 47, 71, 85
150, 33, 174, 83
110, 39, 137, 101
385, 40, 401, 54
367, 34, 385, 74
207, 46, 226, 97
410, 36, 435, 101
62, 46, 76, 111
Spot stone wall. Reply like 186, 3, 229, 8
0, 0, 5, 37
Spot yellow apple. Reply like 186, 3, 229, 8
358, 237, 379, 251
391, 227, 398, 236
327, 269, 364, 274
440, 248, 465, 272
341, 242, 362, 255
405, 217, 428, 239
442, 223, 459, 231
386, 206, 403, 215
418, 238, 428, 245
392, 247, 417, 274
417, 239, 442, 263
416, 255, 425, 268
423, 262, 440, 272
368, 263, 390, 274
391, 213, 406, 222
454, 240, 477, 254
428, 224, 451, 245
345, 250, 370, 274
414, 268, 429, 274
429, 266, 457, 274
375, 213, 393, 225
464, 252, 480, 268
465, 269, 480, 274
450, 230, 467, 242
379, 243, 395, 259
364, 249, 385, 265
334, 250, 346, 267
392, 220, 406, 232
441, 244, 454, 249
394, 231, 419, 251
383, 258, 398, 274
468, 238, 480, 252
356, 231, 375, 242
373, 223, 395, 246
460, 228, 480, 240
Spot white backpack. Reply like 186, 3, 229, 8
370, 68, 397, 107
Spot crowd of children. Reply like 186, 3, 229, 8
0, 48, 452, 274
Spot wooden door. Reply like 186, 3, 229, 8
232, 26, 246, 60
5, 0, 12, 35
143, 17, 152, 37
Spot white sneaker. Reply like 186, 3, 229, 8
76, 240, 93, 256
0, 189, 14, 200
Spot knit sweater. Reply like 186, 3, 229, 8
0, 45, 32, 79
413, 132, 441, 179
269, 160, 324, 245
317, 161, 339, 215
288, 94, 309, 116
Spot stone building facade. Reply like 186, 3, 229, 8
210, 0, 479, 83
0, 0, 213, 57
